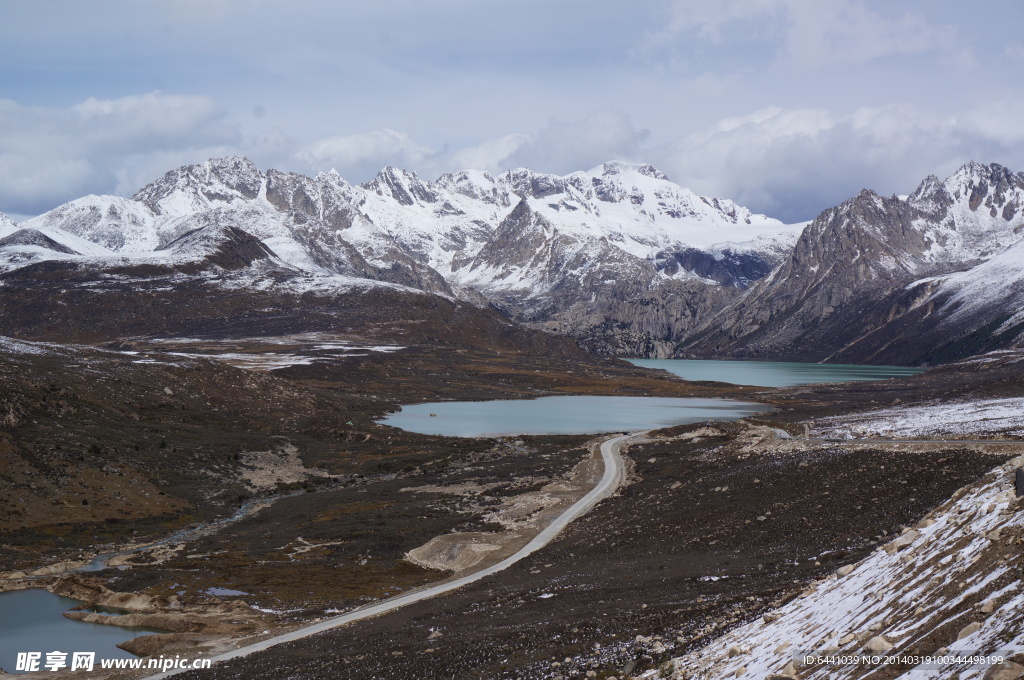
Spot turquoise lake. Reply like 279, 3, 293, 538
380, 395, 768, 437
627, 358, 923, 388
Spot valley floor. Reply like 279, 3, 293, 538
2, 339, 1023, 680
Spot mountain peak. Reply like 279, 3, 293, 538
132, 156, 264, 215
158, 222, 279, 270
594, 161, 669, 181
945, 161, 1024, 192
363, 166, 438, 205
0, 228, 80, 255
940, 161, 1024, 220
0, 212, 16, 234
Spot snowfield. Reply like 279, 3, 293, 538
814, 397, 1024, 439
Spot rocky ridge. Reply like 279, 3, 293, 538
678, 162, 1024, 365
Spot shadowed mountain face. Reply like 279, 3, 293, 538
157, 224, 279, 271
0, 228, 80, 254
677, 162, 1024, 365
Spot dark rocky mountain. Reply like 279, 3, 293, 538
158, 223, 280, 270
0, 228, 80, 254
677, 162, 1024, 364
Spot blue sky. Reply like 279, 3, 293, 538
2, 0, 1024, 222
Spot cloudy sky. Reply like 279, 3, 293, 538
3, 0, 1024, 222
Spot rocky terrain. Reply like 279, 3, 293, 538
0, 328, 704, 573
0, 321, 736, 673
81, 350, 1012, 680
651, 398, 1024, 680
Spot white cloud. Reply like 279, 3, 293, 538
0, 93, 239, 216
449, 133, 532, 174
781, 0, 955, 67
1004, 43, 1024, 60
296, 111, 649, 181
4, 88, 1023, 231
502, 110, 649, 175
649, 103, 1024, 222
297, 128, 434, 171
962, 102, 1024, 146
643, 0, 957, 68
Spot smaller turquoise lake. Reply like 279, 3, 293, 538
380, 395, 768, 437
0, 589, 162, 674
627, 359, 923, 388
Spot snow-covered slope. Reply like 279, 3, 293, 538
652, 447, 1024, 680
10, 157, 1024, 361
351, 161, 798, 289
23, 195, 161, 252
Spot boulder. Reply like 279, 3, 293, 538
883, 529, 919, 554
957, 622, 982, 640
864, 636, 893, 652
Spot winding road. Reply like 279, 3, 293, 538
147, 431, 635, 679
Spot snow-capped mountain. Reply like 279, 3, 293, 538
4, 156, 801, 355
678, 162, 1024, 364
7, 157, 1024, 363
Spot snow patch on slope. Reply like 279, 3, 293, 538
814, 396, 1024, 439
651, 448, 1024, 680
